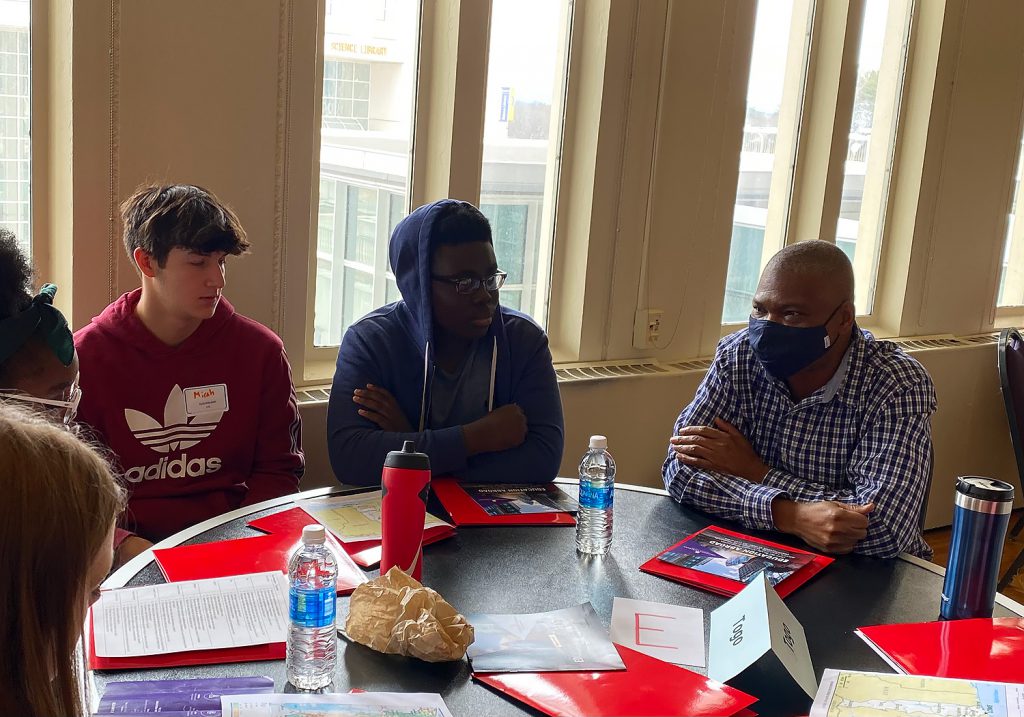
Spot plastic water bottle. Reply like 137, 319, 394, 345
576, 435, 615, 555
286, 524, 338, 690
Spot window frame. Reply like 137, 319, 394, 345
298, 0, 584, 381
720, 0, 917, 339
995, 118, 1024, 316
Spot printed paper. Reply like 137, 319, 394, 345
92, 572, 287, 657
811, 669, 1024, 717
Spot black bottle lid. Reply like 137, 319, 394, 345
384, 440, 430, 471
956, 476, 1015, 502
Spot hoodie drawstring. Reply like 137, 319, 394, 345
487, 336, 497, 412
417, 335, 499, 430
418, 341, 430, 432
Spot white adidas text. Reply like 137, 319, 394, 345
124, 454, 223, 483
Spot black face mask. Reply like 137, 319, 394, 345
747, 303, 844, 380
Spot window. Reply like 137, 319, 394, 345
313, 0, 419, 346
836, 0, 913, 314
479, 0, 571, 326
722, 0, 913, 324
313, 180, 405, 346
0, 0, 30, 257
322, 60, 370, 130
999, 118, 1024, 308
722, 0, 810, 323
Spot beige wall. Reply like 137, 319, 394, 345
31, 1, 1024, 532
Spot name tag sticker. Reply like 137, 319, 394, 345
184, 384, 229, 416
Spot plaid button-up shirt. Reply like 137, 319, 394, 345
662, 328, 936, 558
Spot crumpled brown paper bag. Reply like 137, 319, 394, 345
343, 566, 474, 662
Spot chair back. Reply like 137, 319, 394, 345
998, 328, 1024, 491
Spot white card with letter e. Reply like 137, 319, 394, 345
709, 573, 816, 711
609, 597, 705, 667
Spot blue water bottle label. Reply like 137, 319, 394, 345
289, 586, 336, 628
579, 482, 613, 510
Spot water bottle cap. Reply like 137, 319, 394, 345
589, 435, 607, 450
301, 524, 327, 544
956, 476, 1015, 502
384, 440, 431, 471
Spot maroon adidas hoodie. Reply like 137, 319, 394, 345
75, 290, 304, 541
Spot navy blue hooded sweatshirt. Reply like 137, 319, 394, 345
326, 199, 565, 486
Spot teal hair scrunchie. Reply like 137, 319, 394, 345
0, 283, 75, 368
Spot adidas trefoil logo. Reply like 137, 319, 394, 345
122, 385, 224, 484
125, 384, 223, 453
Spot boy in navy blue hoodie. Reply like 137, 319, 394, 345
327, 199, 564, 486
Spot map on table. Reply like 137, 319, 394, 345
810, 669, 1022, 717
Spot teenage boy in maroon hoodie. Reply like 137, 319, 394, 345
75, 184, 304, 542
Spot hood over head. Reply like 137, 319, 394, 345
389, 198, 487, 354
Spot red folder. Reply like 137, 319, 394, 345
475, 644, 757, 717
432, 478, 576, 527
857, 617, 1024, 683
153, 507, 367, 594
86, 612, 285, 671
247, 505, 456, 569
638, 526, 832, 599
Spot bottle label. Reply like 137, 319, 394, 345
579, 482, 613, 510
289, 586, 336, 628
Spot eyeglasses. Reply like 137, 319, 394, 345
431, 271, 508, 295
0, 384, 81, 426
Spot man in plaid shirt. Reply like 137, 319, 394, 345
663, 241, 935, 558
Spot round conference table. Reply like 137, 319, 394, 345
97, 481, 1024, 717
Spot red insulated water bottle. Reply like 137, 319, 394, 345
380, 440, 431, 581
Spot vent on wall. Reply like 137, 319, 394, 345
554, 362, 672, 383
890, 332, 999, 351
665, 358, 715, 372
296, 387, 332, 405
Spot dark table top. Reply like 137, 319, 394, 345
95, 481, 1023, 717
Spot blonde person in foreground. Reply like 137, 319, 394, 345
0, 403, 125, 716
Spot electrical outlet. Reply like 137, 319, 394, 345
633, 309, 664, 348
647, 309, 663, 343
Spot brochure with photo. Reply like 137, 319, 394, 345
658, 527, 815, 587
461, 483, 578, 516
466, 603, 626, 673
432, 478, 576, 527
639, 526, 832, 598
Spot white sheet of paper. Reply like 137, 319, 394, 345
91, 572, 288, 657
610, 597, 705, 667
221, 692, 454, 717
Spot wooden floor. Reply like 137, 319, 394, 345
924, 509, 1024, 605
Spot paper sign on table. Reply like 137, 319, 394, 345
91, 572, 287, 658
709, 573, 816, 715
609, 597, 705, 667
